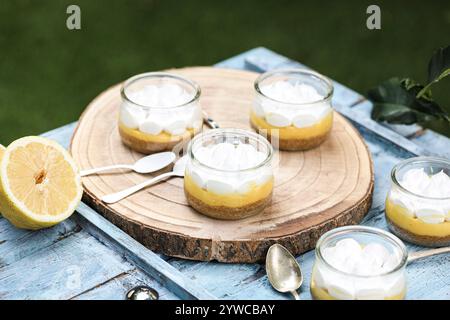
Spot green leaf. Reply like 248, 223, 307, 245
417, 46, 450, 98
368, 77, 414, 105
368, 77, 449, 124
401, 78, 432, 101
428, 45, 450, 84
371, 102, 434, 124
400, 79, 447, 117
367, 46, 450, 127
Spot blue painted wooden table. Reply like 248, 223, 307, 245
1, 48, 449, 300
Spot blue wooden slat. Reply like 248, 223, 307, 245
0, 231, 134, 300
72, 202, 215, 300
407, 255, 450, 300
72, 269, 179, 300
337, 101, 432, 157
0, 218, 79, 267
352, 101, 421, 138
168, 259, 266, 299
412, 130, 450, 159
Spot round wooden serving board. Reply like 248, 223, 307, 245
70, 67, 374, 263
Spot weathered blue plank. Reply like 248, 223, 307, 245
72, 269, 179, 300
0, 231, 134, 299
72, 202, 215, 300
0, 218, 79, 267
168, 259, 267, 299
352, 100, 421, 138
412, 129, 450, 159
227, 251, 316, 300
338, 102, 432, 157
407, 255, 450, 300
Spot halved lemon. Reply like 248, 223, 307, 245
0, 137, 82, 229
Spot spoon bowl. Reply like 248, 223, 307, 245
101, 156, 187, 204
266, 244, 303, 300
126, 286, 159, 300
80, 152, 176, 177
133, 152, 176, 174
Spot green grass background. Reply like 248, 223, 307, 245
0, 0, 449, 144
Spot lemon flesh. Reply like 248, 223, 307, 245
0, 137, 82, 230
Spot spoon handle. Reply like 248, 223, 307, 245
101, 172, 175, 204
202, 111, 220, 129
408, 246, 450, 263
291, 290, 300, 300
80, 164, 133, 177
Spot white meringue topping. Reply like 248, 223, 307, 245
120, 83, 201, 136
390, 168, 450, 224
128, 83, 192, 107
195, 142, 266, 171
188, 142, 272, 194
255, 80, 331, 128
261, 81, 323, 104
316, 238, 405, 300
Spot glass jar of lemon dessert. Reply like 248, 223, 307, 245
385, 157, 450, 247
119, 72, 202, 154
184, 129, 274, 220
251, 69, 334, 151
311, 226, 408, 300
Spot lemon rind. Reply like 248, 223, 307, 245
0, 136, 82, 229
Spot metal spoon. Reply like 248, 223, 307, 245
266, 244, 303, 300
126, 286, 159, 300
408, 246, 450, 263
202, 111, 220, 129
80, 152, 176, 177
101, 156, 188, 204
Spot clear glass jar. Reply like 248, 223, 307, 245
311, 226, 408, 300
184, 128, 274, 220
119, 72, 202, 154
252, 69, 334, 151
385, 157, 450, 247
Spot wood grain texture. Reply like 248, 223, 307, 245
73, 202, 216, 299
71, 269, 179, 300
0, 218, 79, 267
70, 67, 374, 263
0, 231, 133, 300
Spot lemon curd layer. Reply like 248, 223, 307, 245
310, 281, 406, 300
184, 174, 274, 208
250, 111, 333, 140
386, 199, 450, 237
119, 122, 198, 143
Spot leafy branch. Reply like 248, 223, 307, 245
368, 45, 450, 125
